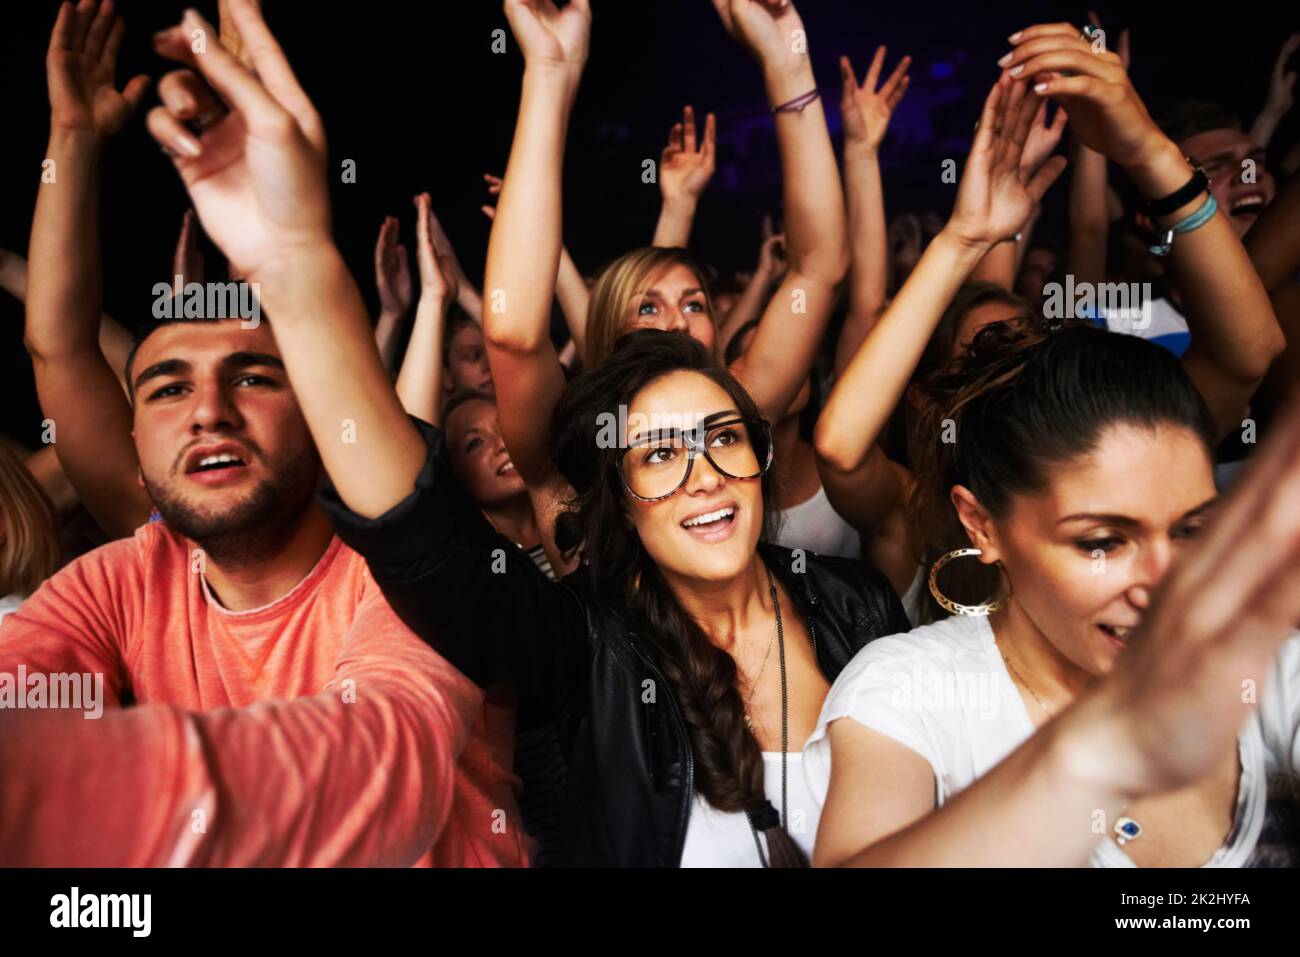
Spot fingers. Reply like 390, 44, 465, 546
702, 112, 717, 164
222, 0, 323, 148
50, 2, 76, 55
158, 69, 221, 123
483, 173, 504, 195
683, 105, 697, 153
1118, 29, 1131, 70
1024, 154, 1068, 203
121, 75, 151, 114
865, 45, 885, 91
881, 54, 911, 100
153, 9, 284, 132
72, 0, 96, 50
971, 76, 1007, 158
145, 105, 202, 159
1007, 22, 1081, 45
101, 15, 125, 67
84, 0, 114, 61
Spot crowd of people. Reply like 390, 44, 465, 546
1, 0, 1298, 868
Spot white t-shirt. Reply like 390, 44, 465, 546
679, 751, 819, 867
803, 614, 1300, 867
772, 485, 861, 561
0, 594, 23, 626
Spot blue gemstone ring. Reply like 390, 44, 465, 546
1113, 816, 1143, 845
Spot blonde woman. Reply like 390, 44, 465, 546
0, 444, 61, 623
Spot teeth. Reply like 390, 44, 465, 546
498, 462, 515, 474
682, 507, 735, 528
197, 453, 243, 468
1232, 196, 1264, 212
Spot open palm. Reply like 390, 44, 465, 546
949, 78, 1067, 246
504, 0, 590, 68
47, 0, 148, 137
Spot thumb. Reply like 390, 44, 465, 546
122, 75, 152, 113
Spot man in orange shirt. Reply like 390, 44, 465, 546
0, 312, 529, 867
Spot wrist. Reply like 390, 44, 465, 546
47, 126, 104, 157
247, 240, 348, 311
1122, 136, 1190, 198
660, 193, 698, 215
934, 225, 994, 263
844, 138, 881, 160
763, 60, 817, 108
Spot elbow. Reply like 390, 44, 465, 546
813, 415, 858, 476
483, 322, 548, 357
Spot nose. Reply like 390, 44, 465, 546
1125, 538, 1174, 611
683, 447, 725, 495
188, 378, 243, 435
667, 308, 690, 333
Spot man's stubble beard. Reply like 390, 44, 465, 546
143, 446, 322, 570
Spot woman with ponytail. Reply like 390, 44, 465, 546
807, 318, 1300, 867
324, 329, 907, 866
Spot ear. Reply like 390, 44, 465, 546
136, 468, 146, 490
950, 484, 1002, 564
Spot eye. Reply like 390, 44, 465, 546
234, 373, 275, 387
683, 299, 707, 314
147, 383, 187, 401
1172, 521, 1203, 541
466, 437, 484, 453
1076, 536, 1124, 556
644, 445, 678, 466
637, 301, 658, 316
710, 427, 742, 447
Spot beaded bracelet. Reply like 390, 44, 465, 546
1149, 194, 1218, 257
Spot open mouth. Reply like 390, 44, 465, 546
183, 445, 252, 485
1230, 194, 1267, 218
1097, 623, 1134, 648
680, 504, 738, 543
496, 460, 516, 477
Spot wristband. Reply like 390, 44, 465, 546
772, 88, 820, 114
1140, 162, 1209, 218
1148, 194, 1218, 257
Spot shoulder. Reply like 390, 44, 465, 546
762, 542, 907, 636
832, 615, 989, 689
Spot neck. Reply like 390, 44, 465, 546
664, 551, 773, 651
990, 599, 1095, 707
201, 503, 336, 612
483, 492, 541, 550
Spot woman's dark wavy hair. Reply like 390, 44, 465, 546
907, 318, 1217, 624
550, 329, 807, 866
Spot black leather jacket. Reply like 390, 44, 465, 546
319, 418, 910, 866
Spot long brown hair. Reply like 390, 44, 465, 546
0, 444, 61, 598
551, 330, 807, 866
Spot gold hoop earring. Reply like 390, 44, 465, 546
928, 547, 1011, 617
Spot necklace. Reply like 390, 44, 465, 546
742, 626, 777, 730
745, 565, 788, 868
999, 648, 1054, 719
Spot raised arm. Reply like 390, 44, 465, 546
717, 0, 851, 423
24, 0, 153, 539
1248, 33, 1298, 149
1246, 163, 1300, 415
1004, 22, 1285, 441
816, 376, 1300, 866
372, 214, 413, 372
815, 76, 1065, 529
145, 1, 423, 519
835, 47, 908, 375
718, 233, 786, 349
482, 0, 590, 486
652, 105, 717, 248
395, 193, 456, 425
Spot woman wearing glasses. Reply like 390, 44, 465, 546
324, 329, 908, 867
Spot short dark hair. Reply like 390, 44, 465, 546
1157, 101, 1242, 145
440, 387, 496, 427
124, 309, 256, 403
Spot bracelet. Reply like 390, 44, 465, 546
1148, 194, 1217, 257
1140, 162, 1209, 218
772, 88, 820, 114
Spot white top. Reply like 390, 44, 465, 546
772, 484, 861, 561
803, 614, 1300, 867
0, 593, 23, 626
679, 751, 819, 867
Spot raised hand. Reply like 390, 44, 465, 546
503, 0, 590, 70
413, 193, 457, 305
172, 209, 205, 293
374, 216, 412, 318
757, 233, 787, 283
1265, 33, 1299, 119
1019, 99, 1068, 180
840, 47, 910, 152
659, 106, 718, 205
711, 0, 805, 69
146, 2, 330, 283
47, 0, 149, 138
946, 76, 1068, 248
1004, 22, 1164, 171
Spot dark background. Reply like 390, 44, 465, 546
3, 0, 1297, 446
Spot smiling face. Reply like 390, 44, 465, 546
622, 370, 766, 587
130, 319, 320, 543
621, 263, 716, 355
954, 422, 1216, 678
445, 322, 494, 395
1181, 128, 1275, 237
444, 396, 525, 507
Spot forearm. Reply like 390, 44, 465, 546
555, 244, 591, 360
838, 144, 889, 373
717, 263, 774, 347
1068, 145, 1110, 288
1245, 166, 1300, 292
1248, 106, 1286, 150
253, 244, 426, 518
766, 60, 849, 284
373, 308, 406, 372
969, 238, 1016, 290
652, 195, 698, 248
817, 231, 988, 473
395, 293, 448, 426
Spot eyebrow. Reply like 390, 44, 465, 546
132, 352, 285, 393
1057, 496, 1218, 526
628, 409, 744, 444
639, 287, 705, 299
